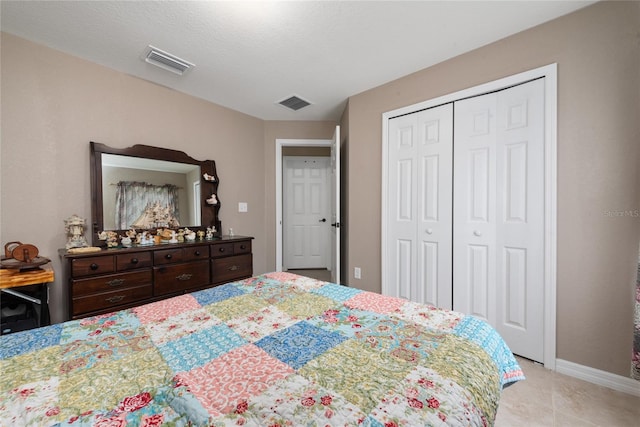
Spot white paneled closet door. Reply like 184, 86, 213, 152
453, 78, 545, 362
387, 104, 453, 309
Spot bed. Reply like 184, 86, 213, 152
1, 272, 524, 426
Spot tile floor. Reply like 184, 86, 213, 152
496, 357, 640, 426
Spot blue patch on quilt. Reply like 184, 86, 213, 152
0, 323, 63, 359
255, 321, 347, 369
192, 283, 246, 306
312, 282, 362, 301
158, 323, 246, 373
453, 315, 524, 385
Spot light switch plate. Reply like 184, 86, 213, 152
238, 202, 248, 212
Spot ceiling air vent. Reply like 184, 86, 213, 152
278, 95, 312, 111
142, 45, 194, 75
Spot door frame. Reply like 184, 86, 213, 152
276, 138, 333, 273
381, 63, 557, 369
282, 155, 332, 270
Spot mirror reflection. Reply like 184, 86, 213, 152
101, 154, 202, 230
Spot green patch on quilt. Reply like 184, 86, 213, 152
205, 294, 266, 321
276, 292, 339, 319
426, 334, 501, 420
57, 347, 172, 422
0, 344, 61, 392
299, 339, 413, 413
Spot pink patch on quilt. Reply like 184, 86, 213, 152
176, 343, 295, 416
133, 294, 201, 324
344, 291, 406, 314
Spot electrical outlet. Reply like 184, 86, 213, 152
354, 267, 361, 279
238, 202, 248, 212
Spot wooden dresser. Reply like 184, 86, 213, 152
60, 236, 252, 320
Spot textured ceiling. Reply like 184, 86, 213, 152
1, 1, 595, 121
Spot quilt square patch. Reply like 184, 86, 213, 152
134, 294, 202, 324
299, 339, 413, 414
0, 323, 62, 359
276, 292, 337, 319
158, 324, 246, 373
344, 291, 407, 314
191, 283, 246, 307
394, 300, 463, 333
0, 377, 60, 426
60, 310, 142, 344
307, 307, 381, 338
255, 321, 347, 369
145, 307, 221, 346
175, 344, 294, 417
369, 365, 483, 427
58, 347, 172, 422
206, 294, 266, 321
0, 344, 61, 393
227, 305, 300, 342
219, 374, 367, 426
312, 282, 362, 301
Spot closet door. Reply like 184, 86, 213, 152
387, 104, 453, 309
453, 79, 545, 361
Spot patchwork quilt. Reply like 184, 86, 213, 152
1, 272, 524, 426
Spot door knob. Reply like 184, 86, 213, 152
473, 230, 482, 236
319, 218, 327, 222
426, 228, 433, 234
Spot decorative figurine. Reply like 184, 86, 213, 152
197, 230, 205, 240
184, 228, 196, 242
65, 214, 89, 249
120, 236, 132, 247
206, 194, 218, 205
203, 173, 216, 182
206, 226, 215, 240
105, 231, 119, 248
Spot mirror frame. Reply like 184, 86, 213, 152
90, 141, 221, 245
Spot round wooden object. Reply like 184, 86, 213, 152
12, 244, 39, 262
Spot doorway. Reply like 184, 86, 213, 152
276, 128, 341, 283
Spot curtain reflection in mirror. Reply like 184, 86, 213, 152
115, 181, 180, 229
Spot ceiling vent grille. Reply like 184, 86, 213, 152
278, 95, 312, 111
142, 45, 194, 75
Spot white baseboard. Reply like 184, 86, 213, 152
555, 359, 640, 397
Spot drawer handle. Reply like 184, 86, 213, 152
219, 248, 225, 253
176, 273, 193, 281
106, 279, 125, 287
106, 295, 125, 303
194, 250, 201, 256
165, 254, 172, 259
131, 258, 139, 264
90, 263, 99, 271
228, 265, 239, 271
240, 245, 246, 250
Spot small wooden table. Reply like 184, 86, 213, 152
0, 264, 54, 329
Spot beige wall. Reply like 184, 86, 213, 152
345, 1, 640, 377
0, 33, 267, 323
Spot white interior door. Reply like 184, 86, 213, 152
330, 126, 341, 283
283, 156, 331, 269
387, 104, 453, 309
453, 79, 545, 362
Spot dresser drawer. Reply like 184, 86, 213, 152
154, 248, 184, 265
116, 252, 152, 271
154, 260, 210, 296
234, 241, 251, 254
183, 246, 209, 261
72, 270, 153, 297
71, 256, 115, 277
211, 243, 234, 258
72, 285, 152, 316
211, 254, 252, 284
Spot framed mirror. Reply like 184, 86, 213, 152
90, 142, 221, 245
